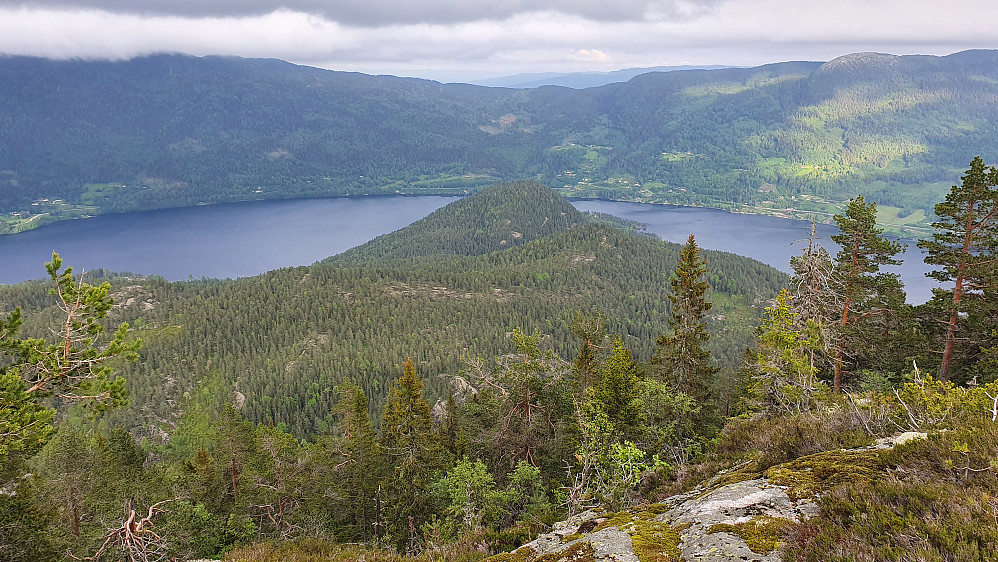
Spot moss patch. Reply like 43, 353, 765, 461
700, 462, 764, 496
586, 504, 683, 562
708, 515, 795, 555
763, 449, 884, 501
483, 545, 533, 562
533, 541, 596, 562
590, 502, 669, 534
629, 519, 684, 562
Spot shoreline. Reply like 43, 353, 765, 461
2, 188, 932, 240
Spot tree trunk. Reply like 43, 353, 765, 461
939, 202, 976, 382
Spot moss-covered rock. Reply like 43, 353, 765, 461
708, 515, 795, 554
533, 542, 596, 562
763, 449, 884, 501
487, 446, 892, 562
628, 519, 684, 562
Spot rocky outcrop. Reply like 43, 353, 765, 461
485, 446, 888, 562
431, 376, 478, 424
664, 478, 817, 562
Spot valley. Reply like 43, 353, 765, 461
2, 180, 995, 562
4, 51, 998, 235
2, 45, 998, 562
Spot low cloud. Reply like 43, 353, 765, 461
0, 1, 997, 79
0, 0, 724, 25
570, 49, 610, 62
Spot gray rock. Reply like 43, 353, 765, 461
578, 527, 640, 562
657, 479, 817, 562
894, 431, 929, 446
516, 521, 638, 562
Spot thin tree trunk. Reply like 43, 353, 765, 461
939, 202, 976, 382
834, 238, 860, 392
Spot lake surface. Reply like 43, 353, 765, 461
0, 196, 459, 283
1, 196, 936, 303
574, 200, 936, 304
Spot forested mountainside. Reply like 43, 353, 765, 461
4, 50, 998, 233
2, 177, 997, 561
1, 182, 786, 439
328, 181, 588, 264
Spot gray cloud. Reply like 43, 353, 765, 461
0, 0, 723, 25
2, 0, 997, 80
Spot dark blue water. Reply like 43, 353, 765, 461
574, 200, 936, 304
1, 196, 936, 303
0, 196, 458, 283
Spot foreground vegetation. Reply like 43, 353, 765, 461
0, 170, 995, 560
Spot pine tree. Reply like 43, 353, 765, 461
242, 424, 314, 539
0, 253, 140, 467
650, 234, 719, 421
918, 156, 998, 382
463, 327, 573, 474
829, 196, 905, 391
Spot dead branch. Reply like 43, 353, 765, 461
70, 498, 177, 562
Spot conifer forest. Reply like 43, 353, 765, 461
2, 169, 996, 561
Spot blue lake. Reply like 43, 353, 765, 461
1, 196, 936, 303
574, 200, 936, 304
0, 196, 459, 283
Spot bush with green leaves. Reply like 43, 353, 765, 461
890, 373, 998, 432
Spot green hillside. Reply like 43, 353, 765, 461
4, 51, 998, 234
2, 183, 785, 439
3, 180, 997, 562
328, 180, 587, 264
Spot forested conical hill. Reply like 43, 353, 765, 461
0, 185, 786, 439
97, 225, 782, 439
327, 181, 586, 264
5, 51, 998, 233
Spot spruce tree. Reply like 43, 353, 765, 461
591, 337, 641, 439
335, 384, 384, 541
379, 358, 439, 552
570, 309, 608, 390
918, 156, 998, 382
650, 234, 719, 427
787, 222, 838, 381
829, 196, 905, 391
747, 289, 826, 415
438, 389, 464, 460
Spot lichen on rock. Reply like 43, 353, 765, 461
485, 442, 898, 562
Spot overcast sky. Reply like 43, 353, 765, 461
1, 0, 996, 81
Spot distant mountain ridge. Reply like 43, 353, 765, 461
467, 64, 735, 88
3, 50, 998, 234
